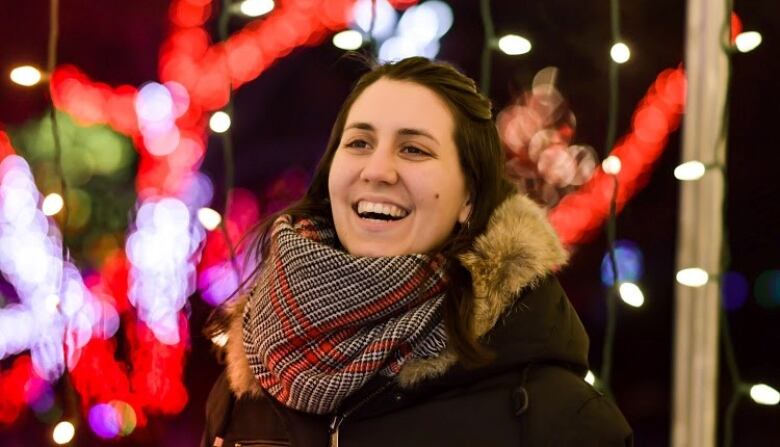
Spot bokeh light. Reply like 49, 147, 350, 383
10, 65, 43, 87
333, 30, 364, 50
197, 207, 222, 231
239, 0, 275, 17
721, 271, 749, 311
600, 240, 644, 286
209, 111, 231, 133
676, 267, 709, 287
52, 421, 75, 445
750, 383, 780, 405
610, 42, 631, 64
88, 403, 120, 439
754, 270, 780, 308
735, 31, 762, 53
602, 155, 622, 175
674, 160, 706, 181
618, 282, 645, 307
42, 193, 64, 216
498, 34, 532, 55
352, 0, 398, 41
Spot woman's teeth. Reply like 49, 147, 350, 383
356, 201, 409, 220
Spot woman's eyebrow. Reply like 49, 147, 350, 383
344, 122, 439, 144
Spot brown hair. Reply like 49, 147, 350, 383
210, 56, 516, 366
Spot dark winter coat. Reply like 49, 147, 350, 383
202, 195, 633, 447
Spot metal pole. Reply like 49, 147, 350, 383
672, 0, 729, 445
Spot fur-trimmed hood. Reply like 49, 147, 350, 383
222, 193, 572, 397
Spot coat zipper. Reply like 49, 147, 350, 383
329, 381, 394, 447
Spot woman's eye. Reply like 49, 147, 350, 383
402, 145, 429, 156
345, 139, 370, 149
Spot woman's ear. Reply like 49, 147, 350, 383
458, 197, 472, 224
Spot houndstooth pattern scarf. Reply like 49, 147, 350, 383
242, 215, 449, 414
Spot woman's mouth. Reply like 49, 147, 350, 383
353, 200, 410, 221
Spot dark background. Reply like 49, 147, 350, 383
1, 0, 779, 445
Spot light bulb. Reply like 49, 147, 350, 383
333, 30, 364, 50
239, 0, 275, 17
676, 268, 709, 287
602, 155, 622, 175
197, 207, 222, 231
618, 282, 645, 307
209, 112, 231, 133
735, 31, 762, 53
42, 193, 64, 216
750, 383, 780, 405
53, 421, 75, 445
610, 42, 631, 64
497, 34, 532, 56
10, 65, 43, 86
674, 161, 706, 181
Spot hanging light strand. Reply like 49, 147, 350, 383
479, 0, 496, 95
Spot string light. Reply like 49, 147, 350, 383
497, 34, 532, 55
601, 155, 622, 175
734, 31, 762, 53
42, 193, 65, 216
209, 111, 231, 133
676, 268, 709, 287
674, 160, 706, 181
197, 207, 222, 231
749, 384, 780, 406
618, 282, 645, 307
52, 421, 75, 444
333, 30, 364, 50
10, 65, 43, 87
584, 370, 596, 385
610, 42, 631, 64
238, 0, 275, 18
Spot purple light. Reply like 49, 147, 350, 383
721, 271, 749, 311
600, 240, 644, 286
88, 403, 121, 439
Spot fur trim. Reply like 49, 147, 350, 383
224, 292, 263, 397
397, 194, 568, 387
224, 193, 567, 394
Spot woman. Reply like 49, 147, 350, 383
202, 57, 632, 446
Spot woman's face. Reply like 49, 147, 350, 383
328, 79, 472, 257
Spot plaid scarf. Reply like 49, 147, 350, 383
242, 215, 449, 414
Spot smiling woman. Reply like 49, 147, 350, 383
202, 57, 632, 447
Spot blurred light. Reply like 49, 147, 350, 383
674, 160, 706, 181
378, 36, 423, 62
397, 3, 439, 44
610, 42, 631, 64
721, 271, 749, 310
197, 207, 222, 231
419, 1, 454, 39
211, 332, 229, 347
618, 282, 645, 307
600, 240, 644, 286
750, 383, 780, 405
209, 111, 231, 133
136, 82, 174, 123
42, 193, 64, 216
497, 34, 532, 56
584, 370, 596, 385
735, 31, 762, 53
53, 421, 75, 444
239, 0, 275, 17
110, 400, 137, 436
333, 30, 364, 50
352, 0, 398, 41
602, 155, 622, 175
676, 268, 709, 287
10, 65, 43, 87
754, 270, 780, 308
89, 403, 120, 439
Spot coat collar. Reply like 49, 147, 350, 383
223, 193, 568, 396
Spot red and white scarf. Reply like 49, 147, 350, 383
242, 215, 449, 414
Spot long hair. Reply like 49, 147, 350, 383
207, 56, 516, 366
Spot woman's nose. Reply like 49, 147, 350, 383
359, 147, 398, 184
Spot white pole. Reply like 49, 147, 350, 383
672, 0, 729, 445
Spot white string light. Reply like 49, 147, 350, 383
333, 30, 364, 50
52, 421, 75, 445
602, 155, 622, 175
618, 282, 645, 307
209, 111, 231, 133
584, 370, 596, 385
197, 207, 222, 231
675, 268, 709, 287
497, 34, 532, 55
610, 42, 631, 64
749, 383, 780, 406
238, 0, 275, 17
735, 31, 762, 53
674, 161, 706, 181
42, 193, 65, 216
10, 65, 43, 87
